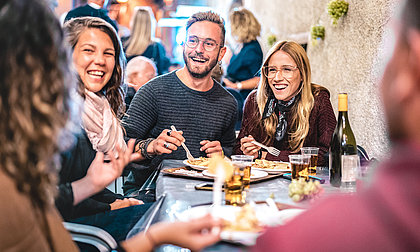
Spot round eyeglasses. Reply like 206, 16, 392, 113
262, 65, 298, 79
185, 36, 220, 52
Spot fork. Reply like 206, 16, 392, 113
251, 140, 281, 156
170, 125, 195, 160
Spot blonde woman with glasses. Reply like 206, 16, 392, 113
233, 41, 336, 166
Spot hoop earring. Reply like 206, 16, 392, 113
218, 61, 222, 75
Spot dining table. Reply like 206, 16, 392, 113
127, 159, 345, 251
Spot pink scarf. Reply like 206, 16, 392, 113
82, 90, 126, 158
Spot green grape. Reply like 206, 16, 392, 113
288, 178, 323, 202
267, 34, 277, 47
327, 0, 349, 25
292, 194, 303, 202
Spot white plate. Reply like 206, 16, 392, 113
183, 159, 209, 171
177, 205, 305, 246
202, 169, 269, 179
252, 161, 291, 174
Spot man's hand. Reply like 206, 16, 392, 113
240, 135, 260, 159
148, 129, 184, 155
200, 140, 223, 157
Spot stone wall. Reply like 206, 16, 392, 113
212, 0, 398, 159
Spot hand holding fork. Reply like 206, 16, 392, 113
240, 135, 281, 157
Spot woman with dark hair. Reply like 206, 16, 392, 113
0, 0, 220, 250
234, 41, 336, 166
58, 17, 145, 223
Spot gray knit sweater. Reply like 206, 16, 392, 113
122, 71, 237, 193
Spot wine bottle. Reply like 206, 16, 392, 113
329, 93, 358, 188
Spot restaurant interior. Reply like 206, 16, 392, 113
2, 0, 418, 251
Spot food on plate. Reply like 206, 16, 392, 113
223, 204, 262, 232
253, 159, 290, 170
186, 157, 210, 167
173, 169, 203, 177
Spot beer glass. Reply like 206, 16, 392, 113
231, 155, 254, 187
289, 154, 311, 180
300, 147, 319, 175
224, 165, 245, 206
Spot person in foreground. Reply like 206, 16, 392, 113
252, 1, 420, 251
234, 41, 336, 166
122, 11, 237, 194
0, 0, 220, 251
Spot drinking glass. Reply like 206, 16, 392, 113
231, 155, 254, 188
289, 154, 311, 180
224, 165, 245, 206
341, 155, 360, 192
300, 147, 319, 175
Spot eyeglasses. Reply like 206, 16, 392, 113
262, 65, 298, 79
185, 36, 220, 52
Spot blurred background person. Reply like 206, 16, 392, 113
125, 56, 157, 108
123, 6, 170, 75
234, 41, 336, 166
224, 7, 263, 102
0, 1, 221, 251
106, 0, 130, 37
64, 0, 118, 32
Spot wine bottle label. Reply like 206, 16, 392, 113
341, 155, 359, 182
338, 93, 348, 111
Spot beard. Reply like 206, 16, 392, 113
183, 50, 219, 78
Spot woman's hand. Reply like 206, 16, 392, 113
224, 78, 237, 89
240, 135, 260, 159
110, 198, 143, 210
121, 214, 221, 252
200, 140, 223, 157
154, 214, 222, 251
72, 139, 140, 205
148, 129, 184, 155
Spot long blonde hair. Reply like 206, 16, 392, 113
256, 41, 314, 152
125, 6, 155, 57
229, 7, 261, 44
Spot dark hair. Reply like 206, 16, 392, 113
0, 0, 72, 208
186, 11, 226, 47
64, 17, 126, 117
402, 0, 420, 30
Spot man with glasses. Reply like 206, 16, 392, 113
122, 11, 237, 195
